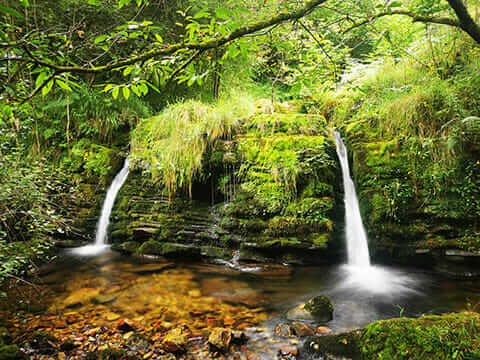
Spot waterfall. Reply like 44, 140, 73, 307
71, 158, 130, 256
332, 132, 418, 295
95, 158, 130, 246
333, 132, 370, 267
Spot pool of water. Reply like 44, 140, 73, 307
4, 249, 480, 359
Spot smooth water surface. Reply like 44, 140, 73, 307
18, 250, 480, 358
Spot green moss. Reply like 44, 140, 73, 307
304, 295, 334, 321
0, 345, 21, 360
137, 240, 163, 255
312, 233, 330, 247
361, 312, 480, 360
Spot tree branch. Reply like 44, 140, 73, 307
22, 0, 329, 74
342, 9, 460, 34
166, 49, 206, 85
297, 20, 337, 80
446, 0, 480, 44
19, 72, 56, 106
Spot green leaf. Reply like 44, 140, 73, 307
42, 80, 54, 97
35, 72, 49, 89
112, 87, 119, 100
123, 66, 134, 76
131, 85, 140, 96
122, 86, 130, 99
154, 33, 163, 43
88, 0, 99, 5
94, 34, 108, 43
193, 9, 210, 19
0, 5, 23, 18
56, 79, 72, 92
215, 8, 231, 20
388, 1, 402, 8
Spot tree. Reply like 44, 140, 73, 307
1, 0, 480, 109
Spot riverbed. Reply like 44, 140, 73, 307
1, 249, 479, 359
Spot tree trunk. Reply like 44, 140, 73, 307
447, 0, 480, 44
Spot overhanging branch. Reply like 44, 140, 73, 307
342, 9, 460, 34
23, 0, 328, 74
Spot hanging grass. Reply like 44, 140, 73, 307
131, 93, 256, 198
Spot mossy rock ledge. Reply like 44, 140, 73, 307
337, 120, 480, 276
109, 102, 345, 264
304, 312, 480, 360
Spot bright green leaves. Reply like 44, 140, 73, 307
117, 0, 144, 9
122, 87, 131, 100
104, 79, 152, 100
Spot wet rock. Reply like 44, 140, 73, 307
158, 355, 176, 360
287, 295, 333, 322
292, 322, 315, 337
211, 287, 266, 307
127, 263, 174, 274
162, 327, 189, 353
111, 241, 139, 254
116, 319, 137, 332
86, 348, 126, 360
137, 240, 164, 255
303, 330, 362, 359
105, 313, 121, 321
277, 345, 298, 359
200, 245, 232, 260
208, 328, 232, 353
138, 241, 201, 258
315, 326, 333, 336
92, 293, 117, 305
64, 288, 100, 308
274, 323, 295, 338
127, 333, 150, 350
231, 330, 248, 344
31, 331, 57, 354
59, 338, 76, 352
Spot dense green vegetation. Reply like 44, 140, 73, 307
0, 0, 479, 357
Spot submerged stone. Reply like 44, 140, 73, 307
208, 328, 232, 352
274, 323, 295, 338
162, 327, 189, 353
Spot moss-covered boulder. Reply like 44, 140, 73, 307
287, 295, 334, 322
304, 312, 480, 360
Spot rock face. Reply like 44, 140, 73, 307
107, 101, 344, 265
287, 295, 334, 322
338, 115, 480, 274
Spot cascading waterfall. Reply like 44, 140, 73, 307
72, 158, 130, 256
333, 131, 371, 267
333, 131, 417, 295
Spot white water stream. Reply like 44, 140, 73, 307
333, 131, 370, 267
71, 158, 130, 256
333, 132, 416, 295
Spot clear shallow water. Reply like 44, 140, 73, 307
49, 251, 479, 330
7, 250, 480, 359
